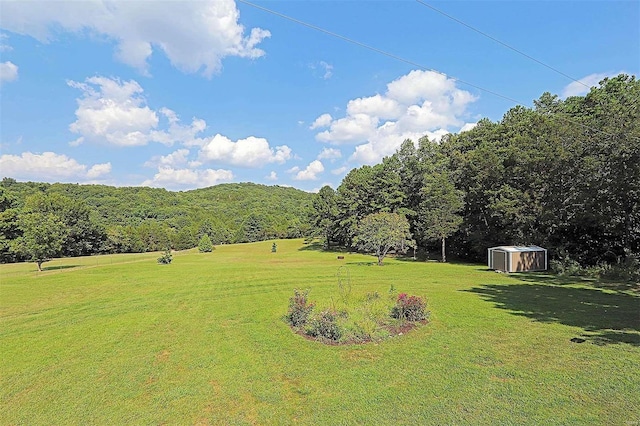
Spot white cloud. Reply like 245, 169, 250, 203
561, 72, 624, 98
317, 147, 342, 161
346, 94, 402, 119
143, 167, 233, 190
265, 171, 278, 181
68, 77, 210, 147
0, 151, 111, 181
312, 69, 478, 164
331, 166, 348, 175
0, 33, 12, 52
316, 113, 379, 143
320, 61, 333, 79
144, 148, 191, 168
292, 160, 324, 181
459, 122, 478, 133
0, 61, 18, 84
68, 76, 159, 146
86, 162, 112, 178
309, 113, 332, 130
150, 108, 207, 147
198, 134, 292, 167
0, 0, 270, 76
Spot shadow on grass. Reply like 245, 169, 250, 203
345, 261, 402, 267
297, 242, 351, 253
516, 271, 639, 293
42, 265, 80, 271
465, 281, 640, 346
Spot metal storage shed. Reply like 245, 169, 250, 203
488, 246, 547, 272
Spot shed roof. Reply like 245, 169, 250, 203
489, 245, 546, 253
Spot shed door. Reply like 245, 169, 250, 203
493, 250, 507, 271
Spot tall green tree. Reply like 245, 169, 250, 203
13, 212, 68, 271
419, 171, 464, 262
310, 185, 339, 248
23, 192, 105, 256
355, 212, 413, 265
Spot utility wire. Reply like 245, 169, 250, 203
414, 0, 590, 89
237, 0, 627, 140
237, 0, 521, 105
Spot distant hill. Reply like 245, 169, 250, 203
1, 179, 314, 254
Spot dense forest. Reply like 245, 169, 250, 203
310, 74, 639, 273
2, 74, 638, 277
0, 181, 313, 263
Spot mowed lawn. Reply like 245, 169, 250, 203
1, 239, 639, 425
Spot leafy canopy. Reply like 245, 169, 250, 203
355, 212, 413, 265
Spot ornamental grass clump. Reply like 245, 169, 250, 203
286, 289, 314, 327
391, 293, 428, 322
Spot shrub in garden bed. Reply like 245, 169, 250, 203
286, 289, 314, 327
306, 309, 342, 341
390, 293, 428, 322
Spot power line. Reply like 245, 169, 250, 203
237, 0, 521, 105
414, 0, 590, 89
237, 0, 627, 140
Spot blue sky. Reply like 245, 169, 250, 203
1, 0, 638, 192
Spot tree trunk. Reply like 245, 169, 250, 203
441, 237, 446, 263
36, 260, 43, 271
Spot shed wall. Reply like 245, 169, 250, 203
510, 251, 546, 272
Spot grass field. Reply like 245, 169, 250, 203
1, 239, 639, 425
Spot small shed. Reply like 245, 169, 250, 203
488, 246, 547, 273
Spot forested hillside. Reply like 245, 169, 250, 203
309, 74, 639, 275
0, 181, 313, 262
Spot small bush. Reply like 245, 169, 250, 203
306, 309, 342, 341
286, 289, 314, 327
198, 234, 214, 253
157, 249, 172, 264
599, 254, 640, 283
391, 293, 427, 322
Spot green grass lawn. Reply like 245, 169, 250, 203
1, 239, 639, 425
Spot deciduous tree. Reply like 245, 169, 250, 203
355, 212, 412, 265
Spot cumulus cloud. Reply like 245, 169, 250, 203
561, 72, 624, 98
292, 160, 324, 181
144, 148, 191, 168
265, 171, 278, 181
150, 108, 207, 147
0, 0, 270, 76
317, 147, 342, 161
331, 166, 348, 175
0, 61, 18, 84
0, 151, 111, 181
459, 122, 478, 133
68, 76, 159, 146
309, 113, 332, 130
68, 77, 210, 147
142, 166, 233, 190
198, 134, 292, 167
312, 70, 478, 164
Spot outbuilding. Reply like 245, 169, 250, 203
488, 245, 547, 273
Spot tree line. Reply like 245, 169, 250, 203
309, 74, 639, 268
0, 181, 314, 266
